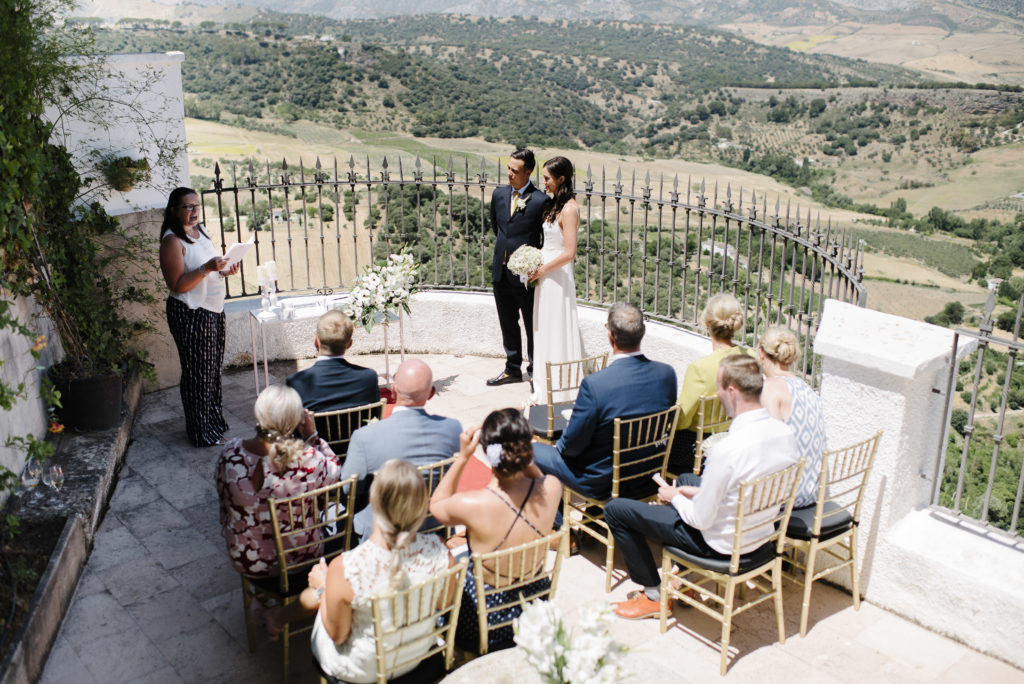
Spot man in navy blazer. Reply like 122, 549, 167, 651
341, 358, 462, 540
533, 302, 678, 500
286, 310, 379, 412
486, 148, 549, 387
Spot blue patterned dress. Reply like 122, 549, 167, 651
783, 376, 827, 508
454, 480, 549, 653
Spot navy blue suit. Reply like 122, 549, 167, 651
285, 357, 379, 413
534, 355, 678, 499
490, 182, 548, 376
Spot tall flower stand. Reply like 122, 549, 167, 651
379, 310, 407, 383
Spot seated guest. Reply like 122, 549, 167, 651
606, 354, 798, 618
758, 325, 826, 508
216, 384, 340, 633
670, 293, 747, 475
532, 301, 677, 500
309, 459, 454, 683
429, 409, 562, 653
342, 358, 462, 541
286, 310, 379, 412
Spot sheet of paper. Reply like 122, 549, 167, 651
220, 238, 254, 271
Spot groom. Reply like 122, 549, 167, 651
487, 148, 548, 387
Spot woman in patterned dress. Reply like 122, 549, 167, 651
428, 409, 563, 653
216, 384, 341, 633
758, 326, 827, 507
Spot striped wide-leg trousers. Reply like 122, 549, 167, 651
166, 297, 229, 447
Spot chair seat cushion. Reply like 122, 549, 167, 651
786, 501, 853, 541
527, 402, 574, 439
664, 541, 776, 575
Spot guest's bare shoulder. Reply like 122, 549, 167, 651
540, 473, 563, 499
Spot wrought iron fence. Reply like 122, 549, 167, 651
200, 154, 866, 375
932, 291, 1024, 540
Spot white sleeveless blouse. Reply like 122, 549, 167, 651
162, 227, 225, 313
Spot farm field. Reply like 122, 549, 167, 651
863, 142, 1024, 217
725, 21, 1024, 86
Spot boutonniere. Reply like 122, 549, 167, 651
512, 194, 529, 215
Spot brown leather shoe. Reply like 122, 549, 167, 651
613, 593, 669, 620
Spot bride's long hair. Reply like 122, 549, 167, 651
543, 156, 574, 222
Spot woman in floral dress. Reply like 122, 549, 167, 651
216, 384, 341, 632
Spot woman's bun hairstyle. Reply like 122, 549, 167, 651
480, 408, 534, 477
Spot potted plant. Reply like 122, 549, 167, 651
96, 153, 151, 192
11, 143, 157, 429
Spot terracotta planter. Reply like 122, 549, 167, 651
47, 368, 122, 431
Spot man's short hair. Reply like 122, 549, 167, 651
316, 310, 354, 356
510, 148, 536, 172
718, 354, 763, 400
607, 302, 645, 350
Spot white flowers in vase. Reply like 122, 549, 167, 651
507, 245, 543, 288
514, 601, 626, 684
344, 251, 419, 332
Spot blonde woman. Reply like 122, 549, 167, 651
671, 293, 748, 473
309, 459, 453, 683
759, 326, 826, 507
216, 384, 340, 580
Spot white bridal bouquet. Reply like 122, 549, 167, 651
507, 245, 543, 288
344, 252, 419, 332
514, 601, 626, 684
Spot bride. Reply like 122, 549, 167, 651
528, 156, 583, 404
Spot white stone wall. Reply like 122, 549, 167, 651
0, 298, 60, 505
815, 299, 1023, 669
219, 291, 709, 388
45, 52, 190, 216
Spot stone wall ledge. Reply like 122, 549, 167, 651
0, 373, 142, 684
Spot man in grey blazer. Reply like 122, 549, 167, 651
341, 358, 462, 541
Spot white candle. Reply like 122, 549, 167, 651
257, 264, 268, 287
265, 260, 278, 282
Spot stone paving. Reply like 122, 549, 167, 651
40, 354, 1024, 683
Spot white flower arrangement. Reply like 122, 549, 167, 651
507, 245, 544, 288
343, 251, 419, 332
514, 601, 626, 684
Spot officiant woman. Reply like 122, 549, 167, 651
159, 187, 240, 447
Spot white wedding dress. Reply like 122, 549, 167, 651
531, 218, 583, 404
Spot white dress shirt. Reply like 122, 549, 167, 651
671, 408, 798, 554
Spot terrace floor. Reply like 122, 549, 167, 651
39, 353, 1024, 683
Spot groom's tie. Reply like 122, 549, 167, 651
510, 190, 519, 218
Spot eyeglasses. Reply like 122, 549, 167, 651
179, 204, 201, 212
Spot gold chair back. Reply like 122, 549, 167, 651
693, 393, 730, 475
533, 353, 608, 443
367, 558, 469, 684
471, 527, 568, 655
313, 400, 386, 459
785, 430, 881, 637
563, 404, 679, 591
660, 459, 804, 675
417, 456, 456, 538
610, 405, 680, 498
241, 474, 358, 683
